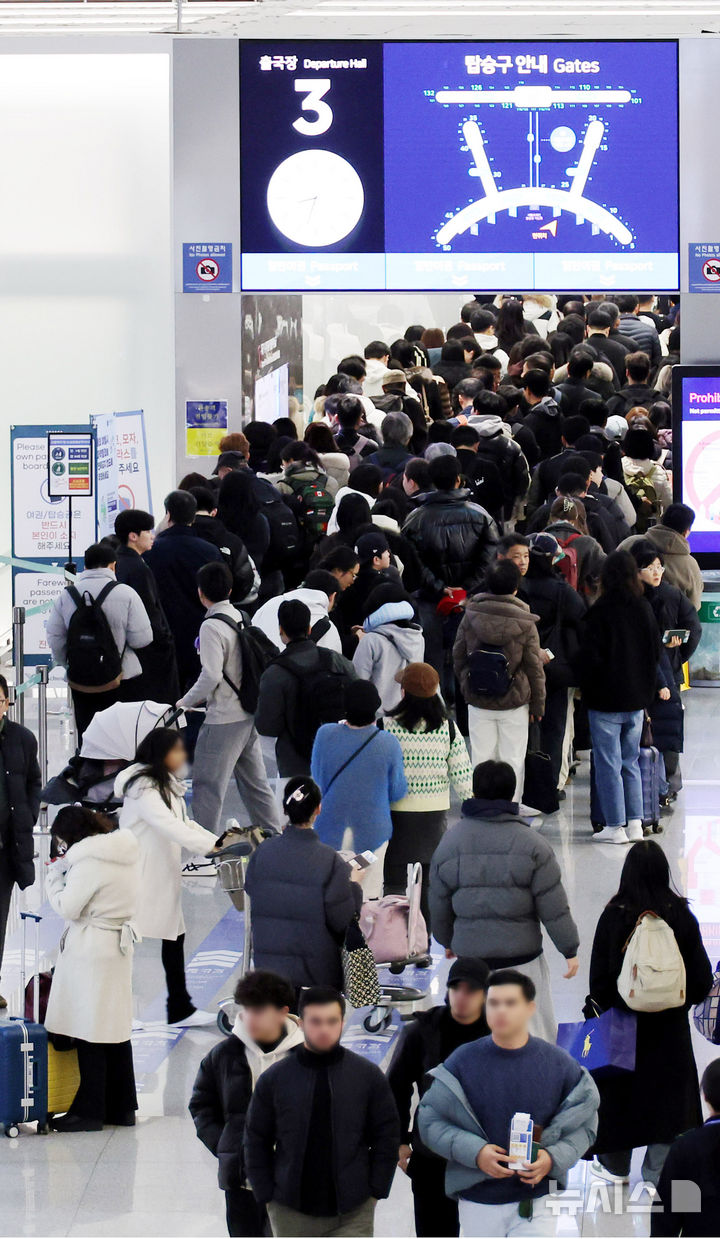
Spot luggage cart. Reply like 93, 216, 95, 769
215, 846, 253, 1035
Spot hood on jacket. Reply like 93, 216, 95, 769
529, 397, 561, 419
461, 594, 539, 642
647, 525, 690, 558
368, 621, 425, 661
65, 828, 139, 867
468, 414, 506, 439
114, 762, 184, 800
283, 463, 329, 485
623, 458, 662, 478
475, 332, 501, 351
364, 600, 415, 631
371, 513, 401, 536
232, 1012, 305, 1059
461, 797, 521, 820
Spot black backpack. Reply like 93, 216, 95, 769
277, 647, 352, 759
206, 612, 277, 714
65, 583, 123, 692
467, 644, 514, 697
255, 484, 301, 571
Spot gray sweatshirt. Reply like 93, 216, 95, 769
178, 601, 251, 726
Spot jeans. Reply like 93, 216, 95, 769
588, 709, 644, 829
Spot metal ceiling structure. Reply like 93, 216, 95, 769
0, 0, 719, 38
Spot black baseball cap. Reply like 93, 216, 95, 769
212, 451, 245, 476
447, 957, 490, 990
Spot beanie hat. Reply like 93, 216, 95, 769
344, 680, 381, 725
424, 442, 457, 462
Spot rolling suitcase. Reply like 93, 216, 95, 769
590, 746, 662, 834
639, 744, 662, 833
0, 913, 49, 1137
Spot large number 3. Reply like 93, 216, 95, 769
292, 79, 333, 137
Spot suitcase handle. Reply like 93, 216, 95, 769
20, 912, 42, 1024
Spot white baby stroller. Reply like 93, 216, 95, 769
42, 700, 185, 814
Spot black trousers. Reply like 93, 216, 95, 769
71, 686, 121, 741
70, 1039, 137, 1123
225, 1187, 270, 1238
161, 934, 195, 1023
541, 686, 570, 788
0, 848, 14, 983
409, 1152, 459, 1238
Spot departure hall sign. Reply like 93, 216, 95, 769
239, 40, 679, 293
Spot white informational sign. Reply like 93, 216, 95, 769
254, 363, 289, 425
12, 430, 96, 560
13, 572, 66, 660
92, 410, 152, 538
47, 431, 94, 498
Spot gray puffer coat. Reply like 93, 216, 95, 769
429, 800, 579, 964
453, 594, 546, 715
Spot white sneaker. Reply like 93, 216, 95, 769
592, 826, 630, 845
167, 1009, 217, 1029
590, 1158, 629, 1184
626, 820, 644, 841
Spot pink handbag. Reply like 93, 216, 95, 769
359, 863, 429, 964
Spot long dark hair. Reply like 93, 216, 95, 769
608, 840, 686, 914
599, 549, 643, 599
124, 728, 185, 809
216, 469, 260, 538
388, 691, 448, 734
496, 299, 528, 351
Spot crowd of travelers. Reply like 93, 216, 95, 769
3, 291, 719, 1239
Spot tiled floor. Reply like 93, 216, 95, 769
1, 688, 719, 1237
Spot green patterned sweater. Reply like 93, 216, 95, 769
383, 717, 473, 813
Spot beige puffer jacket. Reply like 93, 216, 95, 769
453, 594, 546, 715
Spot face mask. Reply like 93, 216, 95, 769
176, 762, 190, 781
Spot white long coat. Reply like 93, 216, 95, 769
115, 765, 217, 941
44, 829, 140, 1044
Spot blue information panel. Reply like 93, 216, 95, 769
673, 368, 720, 562
182, 242, 233, 293
240, 40, 679, 292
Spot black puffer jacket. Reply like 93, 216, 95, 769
189, 1018, 304, 1189
402, 489, 499, 599
243, 825, 361, 990
0, 720, 41, 890
244, 1046, 400, 1213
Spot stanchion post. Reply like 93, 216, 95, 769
36, 664, 50, 832
12, 605, 25, 726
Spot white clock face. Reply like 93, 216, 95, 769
266, 149, 365, 248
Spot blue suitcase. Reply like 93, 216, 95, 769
0, 912, 49, 1138
639, 744, 662, 832
590, 745, 662, 832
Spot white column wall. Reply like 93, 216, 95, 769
678, 39, 720, 364
0, 43, 175, 568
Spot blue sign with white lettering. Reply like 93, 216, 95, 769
182, 242, 233, 293
688, 243, 720, 294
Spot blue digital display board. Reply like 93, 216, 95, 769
240, 40, 679, 292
